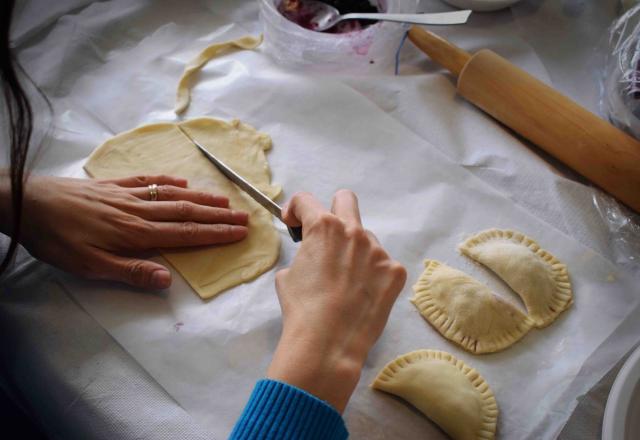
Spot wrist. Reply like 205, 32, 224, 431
267, 325, 363, 413
0, 172, 42, 238
4, 174, 45, 247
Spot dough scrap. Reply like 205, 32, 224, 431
84, 117, 280, 299
458, 229, 573, 328
372, 349, 498, 440
411, 260, 533, 354
175, 35, 263, 115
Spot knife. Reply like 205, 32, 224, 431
177, 126, 302, 242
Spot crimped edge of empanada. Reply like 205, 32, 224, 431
458, 229, 573, 328
372, 349, 498, 440
411, 260, 533, 354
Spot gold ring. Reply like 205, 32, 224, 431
148, 184, 158, 201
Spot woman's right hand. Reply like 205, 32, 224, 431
11, 174, 248, 289
267, 190, 407, 413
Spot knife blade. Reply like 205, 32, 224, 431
177, 126, 302, 242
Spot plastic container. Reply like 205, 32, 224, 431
602, 343, 640, 440
259, 0, 419, 74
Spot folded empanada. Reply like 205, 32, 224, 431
459, 229, 573, 328
412, 260, 533, 354
372, 349, 498, 440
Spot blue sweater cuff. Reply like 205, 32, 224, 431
229, 379, 348, 440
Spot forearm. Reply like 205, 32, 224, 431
0, 169, 12, 235
230, 379, 348, 440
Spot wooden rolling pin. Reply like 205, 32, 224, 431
408, 26, 640, 213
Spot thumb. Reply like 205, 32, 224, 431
98, 252, 172, 289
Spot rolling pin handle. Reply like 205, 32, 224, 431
407, 26, 471, 77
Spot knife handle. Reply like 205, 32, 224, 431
287, 226, 303, 242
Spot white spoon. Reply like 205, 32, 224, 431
294, 0, 472, 32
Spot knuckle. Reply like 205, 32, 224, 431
124, 260, 148, 284
119, 215, 150, 234
125, 223, 153, 248
215, 224, 233, 237
140, 221, 155, 236
389, 262, 408, 282
292, 191, 313, 201
197, 191, 210, 201
122, 192, 141, 203
134, 176, 149, 185
180, 221, 200, 239
313, 213, 342, 231
133, 220, 151, 235
345, 225, 368, 242
160, 185, 174, 199
289, 191, 313, 207
175, 201, 193, 219
371, 245, 389, 261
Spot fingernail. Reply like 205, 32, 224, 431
151, 269, 171, 289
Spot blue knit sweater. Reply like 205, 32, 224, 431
229, 379, 348, 439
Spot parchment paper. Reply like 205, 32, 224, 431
15, 0, 640, 439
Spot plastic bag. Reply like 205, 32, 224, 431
259, 0, 418, 74
602, 5, 640, 138
597, 5, 640, 273
622, 0, 640, 12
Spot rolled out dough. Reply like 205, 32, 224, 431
84, 117, 281, 299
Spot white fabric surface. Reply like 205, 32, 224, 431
2, 0, 639, 439
1, 273, 211, 440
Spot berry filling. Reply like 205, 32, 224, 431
278, 0, 380, 33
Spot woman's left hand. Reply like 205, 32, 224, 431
17, 175, 249, 289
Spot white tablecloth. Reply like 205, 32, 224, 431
1, 1, 638, 439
